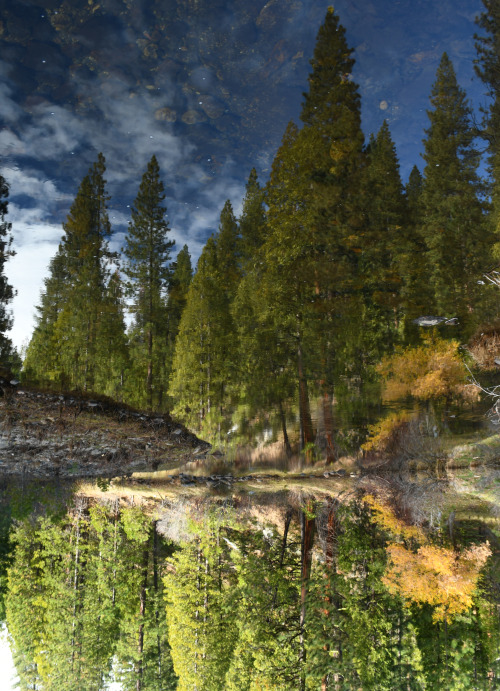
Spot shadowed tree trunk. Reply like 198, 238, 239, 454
298, 341, 314, 464
300, 502, 316, 689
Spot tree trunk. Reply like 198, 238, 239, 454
298, 341, 314, 464
272, 509, 293, 609
321, 500, 338, 691
300, 502, 316, 689
153, 522, 162, 682
136, 540, 150, 691
147, 327, 153, 410
278, 400, 293, 458
321, 390, 338, 465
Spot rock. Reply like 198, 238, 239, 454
181, 109, 206, 124
199, 95, 225, 119
155, 106, 177, 122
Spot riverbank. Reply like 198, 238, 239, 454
0, 386, 209, 477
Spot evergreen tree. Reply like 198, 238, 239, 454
215, 200, 240, 293
420, 53, 490, 333
24, 154, 127, 395
475, 0, 500, 231
94, 270, 129, 400
162, 244, 192, 405
58, 155, 113, 391
400, 165, 435, 330
169, 202, 240, 438
225, 519, 302, 690
169, 234, 237, 438
165, 245, 192, 338
23, 246, 69, 386
123, 155, 174, 410
260, 7, 366, 456
362, 121, 407, 353
0, 173, 15, 364
114, 508, 176, 691
164, 521, 238, 691
238, 168, 267, 268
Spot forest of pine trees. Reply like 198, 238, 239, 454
2, 496, 498, 690
2, 4, 500, 448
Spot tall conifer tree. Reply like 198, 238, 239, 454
263, 7, 366, 455
25, 154, 126, 393
400, 166, 435, 331
475, 0, 500, 231
123, 155, 174, 409
162, 245, 192, 405
239, 168, 267, 269
362, 121, 407, 352
23, 247, 68, 386
0, 173, 15, 363
169, 207, 239, 437
215, 200, 241, 293
420, 53, 490, 332
57, 153, 115, 391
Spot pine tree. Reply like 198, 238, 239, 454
400, 166, 435, 329
169, 234, 237, 438
475, 0, 500, 230
162, 245, 192, 405
165, 245, 192, 337
263, 121, 319, 455
123, 155, 174, 410
55, 153, 114, 391
215, 200, 240, 293
260, 7, 366, 456
94, 270, 129, 400
239, 168, 267, 268
0, 173, 16, 365
23, 246, 69, 386
24, 154, 127, 394
362, 121, 407, 353
164, 522, 238, 691
420, 53, 491, 333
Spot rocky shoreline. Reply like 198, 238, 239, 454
127, 468, 350, 490
0, 387, 210, 478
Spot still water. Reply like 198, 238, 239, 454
0, 469, 498, 690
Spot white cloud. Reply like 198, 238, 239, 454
0, 130, 25, 156
5, 169, 65, 207
0, 78, 23, 123
5, 221, 61, 351
22, 104, 87, 161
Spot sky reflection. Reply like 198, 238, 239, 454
0, 0, 486, 349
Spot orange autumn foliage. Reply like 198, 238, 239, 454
377, 336, 478, 404
364, 494, 425, 542
364, 495, 491, 622
361, 411, 414, 454
382, 542, 491, 622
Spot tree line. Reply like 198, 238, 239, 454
1, 3, 500, 446
3, 497, 498, 690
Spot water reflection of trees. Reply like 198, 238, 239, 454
2, 495, 499, 689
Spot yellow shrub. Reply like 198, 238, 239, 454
362, 411, 414, 454
377, 336, 478, 405
364, 494, 491, 622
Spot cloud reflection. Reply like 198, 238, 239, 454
0, 0, 487, 349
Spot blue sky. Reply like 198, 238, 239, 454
0, 0, 487, 350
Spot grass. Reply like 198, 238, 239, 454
76, 472, 354, 504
